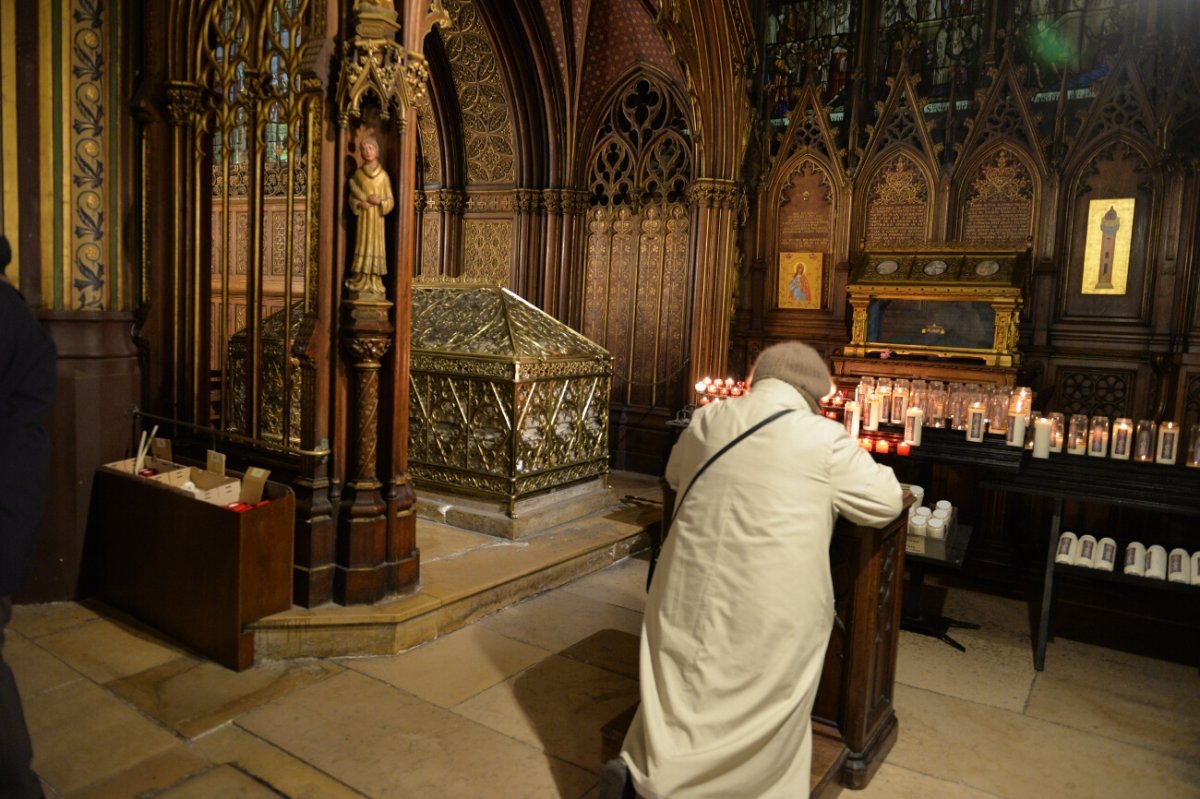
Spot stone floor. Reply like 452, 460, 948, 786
9, 487, 1200, 798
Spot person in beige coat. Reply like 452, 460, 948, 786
615, 342, 903, 799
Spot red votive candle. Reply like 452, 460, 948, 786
897, 441, 911, 456
859, 437, 873, 450
875, 439, 890, 454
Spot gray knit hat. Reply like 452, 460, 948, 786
750, 342, 832, 410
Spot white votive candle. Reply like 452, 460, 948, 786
1095, 537, 1117, 572
1191, 552, 1200, 586
1144, 545, 1168, 580
1076, 535, 1098, 568
1067, 414, 1089, 455
1156, 422, 1179, 465
1111, 418, 1133, 460
1032, 416, 1052, 459
1168, 548, 1190, 583
904, 406, 924, 445
926, 517, 946, 540
966, 402, 986, 442
1088, 416, 1110, 458
1006, 412, 1027, 448
844, 400, 861, 439
1055, 532, 1080, 565
1048, 412, 1064, 453
1124, 542, 1146, 576
865, 393, 882, 431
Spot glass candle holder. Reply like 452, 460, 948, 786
855, 376, 875, 408
864, 393, 882, 432
1133, 420, 1156, 462
1110, 418, 1133, 460
844, 400, 861, 439
1007, 386, 1034, 424
876, 380, 893, 424
928, 382, 947, 428
1088, 416, 1110, 457
1156, 421, 1179, 465
1066, 414, 1089, 455
1005, 411, 1027, 447
891, 384, 909, 424
987, 389, 1011, 435
966, 401, 987, 442
1187, 423, 1200, 468
1048, 412, 1064, 453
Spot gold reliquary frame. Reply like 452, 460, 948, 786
845, 247, 1030, 368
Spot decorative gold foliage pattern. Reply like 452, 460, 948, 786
415, 96, 442, 184
462, 219, 512, 285
421, 214, 441, 274
440, 0, 516, 183
871, 154, 928, 205
71, 0, 108, 310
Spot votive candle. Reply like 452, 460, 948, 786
1156, 422, 1179, 465
1048, 412, 1064, 453
1032, 416, 1052, 459
865, 393, 882, 431
897, 441, 911, 456
875, 439, 890, 454
1088, 416, 1110, 458
904, 406, 924, 445
1066, 414, 1089, 455
844, 400, 861, 439
1133, 419, 1156, 462
966, 402, 986, 442
1110, 418, 1133, 460
1186, 423, 1200, 468
1006, 412, 1027, 448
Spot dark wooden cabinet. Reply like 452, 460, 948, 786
813, 501, 912, 790
88, 467, 295, 670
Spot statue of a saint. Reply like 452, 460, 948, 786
347, 137, 393, 295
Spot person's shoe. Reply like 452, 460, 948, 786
598, 757, 636, 799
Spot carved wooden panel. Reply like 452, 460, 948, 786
1183, 371, 1200, 432
583, 73, 693, 411
415, 97, 442, 185
420, 214, 441, 275
1063, 140, 1154, 322
1055, 367, 1133, 419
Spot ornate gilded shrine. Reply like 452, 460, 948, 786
846, 248, 1030, 367
227, 304, 309, 446
409, 283, 613, 514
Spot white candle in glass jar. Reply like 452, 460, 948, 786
1156, 422, 1179, 465
1134, 420, 1156, 462
904, 407, 924, 445
1110, 418, 1133, 460
1032, 416, 1052, 459
1006, 412, 1027, 448
1088, 416, 1110, 458
865, 393, 882, 431
844, 400, 861, 439
1066, 414, 1089, 455
966, 402, 986, 442
1048, 412, 1064, 453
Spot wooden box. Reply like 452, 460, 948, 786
88, 467, 295, 670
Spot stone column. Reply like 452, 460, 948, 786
687, 178, 742, 383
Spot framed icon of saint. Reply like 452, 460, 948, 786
778, 251, 823, 310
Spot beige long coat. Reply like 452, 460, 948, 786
621, 378, 903, 798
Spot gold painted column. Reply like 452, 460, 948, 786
687, 179, 742, 383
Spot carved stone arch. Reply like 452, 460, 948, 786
856, 145, 935, 249
1059, 133, 1160, 323
1067, 53, 1157, 159
638, 130, 693, 205
951, 141, 1039, 248
958, 51, 1047, 178
859, 63, 942, 184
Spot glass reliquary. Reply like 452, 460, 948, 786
845, 248, 1030, 367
